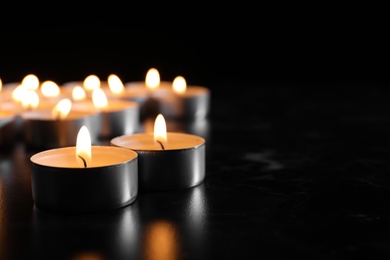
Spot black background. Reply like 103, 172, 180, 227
1, 5, 388, 89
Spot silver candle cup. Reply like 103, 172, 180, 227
98, 100, 140, 139
111, 132, 206, 192
30, 146, 138, 213
21, 110, 101, 149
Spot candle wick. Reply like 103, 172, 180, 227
78, 155, 87, 168
156, 140, 165, 150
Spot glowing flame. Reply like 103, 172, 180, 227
21, 74, 39, 90
83, 75, 101, 91
145, 68, 160, 90
52, 98, 72, 119
92, 88, 108, 109
72, 86, 87, 101
21, 89, 39, 109
41, 80, 60, 97
172, 76, 187, 94
0, 78, 2, 92
154, 114, 167, 147
76, 126, 92, 168
12, 85, 27, 102
108, 74, 124, 94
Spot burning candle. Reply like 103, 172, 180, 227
153, 75, 210, 119
62, 74, 103, 99
72, 88, 140, 138
111, 114, 206, 191
21, 98, 100, 148
125, 68, 171, 91
123, 68, 171, 118
0, 74, 40, 101
30, 125, 138, 212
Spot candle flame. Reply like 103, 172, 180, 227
0, 78, 2, 92
146, 68, 160, 90
52, 98, 72, 119
21, 74, 39, 90
92, 88, 108, 109
154, 114, 167, 147
83, 75, 101, 91
72, 86, 87, 101
108, 74, 124, 94
11, 85, 27, 102
172, 76, 187, 94
76, 126, 92, 168
21, 89, 39, 109
41, 80, 60, 97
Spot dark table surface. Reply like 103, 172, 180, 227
2, 81, 390, 260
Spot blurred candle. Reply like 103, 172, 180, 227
72, 88, 140, 138
62, 74, 106, 99
21, 98, 100, 148
123, 68, 171, 118
153, 75, 210, 119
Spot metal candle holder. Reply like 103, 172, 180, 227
21, 111, 101, 149
111, 132, 206, 192
30, 146, 138, 213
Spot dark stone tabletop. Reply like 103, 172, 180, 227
2, 81, 390, 260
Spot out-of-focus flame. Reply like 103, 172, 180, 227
92, 88, 108, 109
108, 74, 124, 94
145, 68, 160, 90
41, 80, 60, 97
21, 74, 39, 90
21, 89, 39, 109
52, 98, 72, 119
172, 76, 187, 94
76, 125, 92, 168
72, 86, 87, 101
0, 78, 2, 92
154, 114, 167, 146
12, 85, 27, 102
83, 75, 101, 91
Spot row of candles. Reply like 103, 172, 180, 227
0, 69, 210, 213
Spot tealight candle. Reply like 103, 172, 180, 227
0, 74, 40, 102
123, 68, 171, 118
153, 76, 210, 119
62, 74, 105, 99
111, 114, 206, 191
71, 88, 140, 139
30, 126, 138, 212
21, 98, 100, 148
103, 74, 149, 105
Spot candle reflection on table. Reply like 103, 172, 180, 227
142, 220, 181, 260
137, 183, 208, 260
31, 203, 141, 259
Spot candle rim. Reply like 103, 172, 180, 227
111, 132, 206, 151
30, 146, 138, 169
